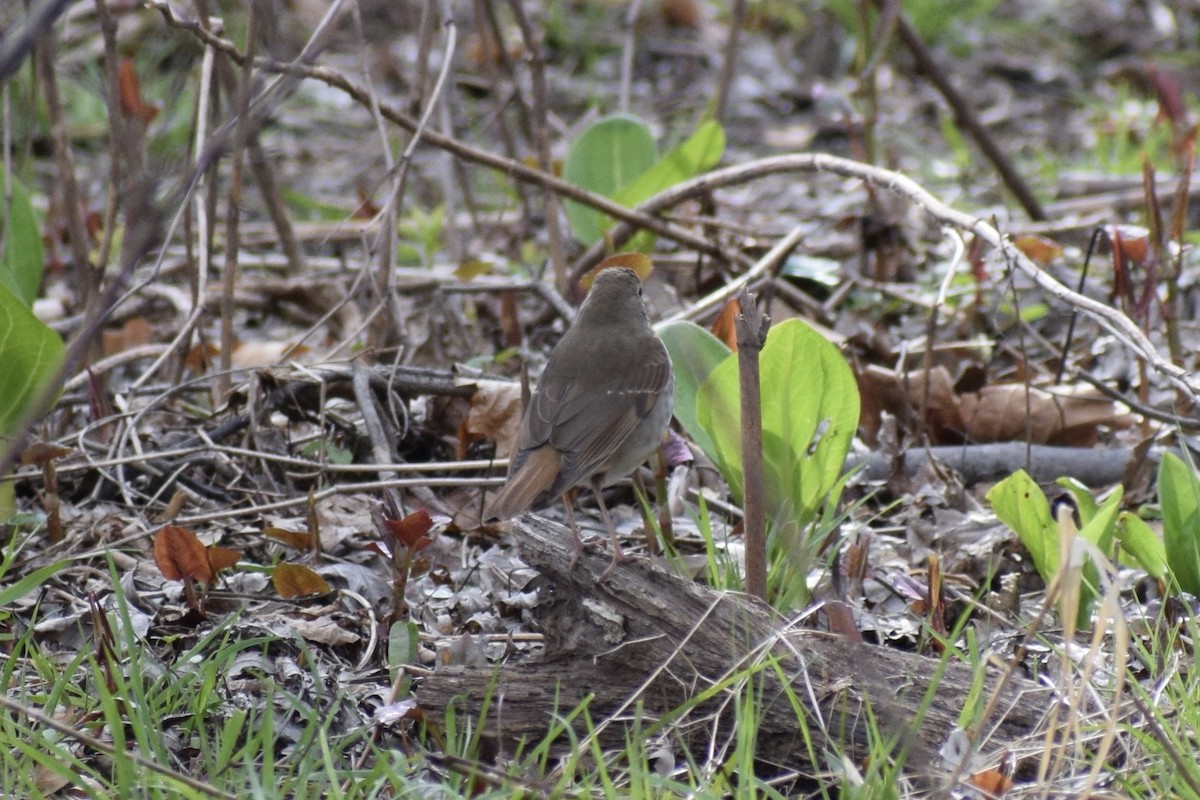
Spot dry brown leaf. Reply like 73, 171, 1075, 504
272, 563, 332, 598
855, 364, 963, 445
464, 379, 524, 459
231, 340, 310, 370
958, 385, 1130, 446
20, 442, 72, 465
264, 526, 315, 550
153, 525, 215, 584
498, 290, 522, 348
103, 316, 153, 356
184, 341, 219, 372
206, 546, 241, 573
285, 615, 360, 646
1011, 234, 1063, 266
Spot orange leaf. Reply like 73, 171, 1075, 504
710, 298, 740, 350
1012, 234, 1062, 266
154, 525, 215, 584
272, 563, 332, 598
184, 341, 219, 372
206, 546, 241, 573
969, 767, 1013, 796
582, 253, 653, 290
264, 527, 315, 550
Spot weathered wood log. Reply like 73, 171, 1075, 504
418, 515, 1050, 780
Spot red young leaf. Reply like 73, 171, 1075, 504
117, 57, 159, 123
383, 510, 434, 552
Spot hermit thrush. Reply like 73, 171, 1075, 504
486, 267, 674, 572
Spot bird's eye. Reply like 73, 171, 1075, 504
637, 285, 643, 296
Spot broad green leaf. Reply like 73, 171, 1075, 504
694, 318, 859, 524
0, 281, 65, 437
613, 120, 725, 208
1157, 451, 1200, 595
695, 346, 743, 500
1077, 485, 1121, 553
612, 120, 725, 252
987, 470, 1057, 580
1116, 511, 1168, 581
1055, 477, 1098, 527
657, 320, 730, 461
759, 319, 859, 519
563, 114, 657, 246
1, 175, 44, 306
388, 620, 419, 696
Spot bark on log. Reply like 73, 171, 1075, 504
418, 515, 1051, 781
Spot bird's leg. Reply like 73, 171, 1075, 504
562, 488, 585, 569
593, 480, 627, 579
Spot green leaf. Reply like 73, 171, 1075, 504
1116, 511, 1168, 581
657, 320, 730, 462
694, 318, 859, 524
1157, 452, 1200, 594
613, 119, 724, 208
0, 558, 72, 606
987, 470, 1057, 580
563, 114, 658, 246
1, 175, 44, 306
1077, 485, 1121, 553
613, 120, 725, 252
759, 319, 859, 519
1055, 477, 1098, 527
0, 281, 65, 437
388, 620, 420, 697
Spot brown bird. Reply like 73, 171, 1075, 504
486, 266, 674, 572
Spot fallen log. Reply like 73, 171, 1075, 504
418, 514, 1051, 783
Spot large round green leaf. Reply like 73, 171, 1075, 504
562, 114, 658, 247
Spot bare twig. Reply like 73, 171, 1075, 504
144, 4, 748, 269
735, 284, 770, 601
586, 152, 1199, 403
879, 0, 1045, 220
219, 2, 261, 398
617, 0, 644, 113
0, 0, 73, 81
507, 0, 567, 292
35, 26, 95, 308
713, 0, 746, 124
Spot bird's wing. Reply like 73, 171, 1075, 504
526, 337, 671, 494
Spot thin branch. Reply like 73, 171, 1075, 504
507, 0, 568, 292
713, 0, 746, 124
736, 284, 770, 601
880, 0, 1045, 220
